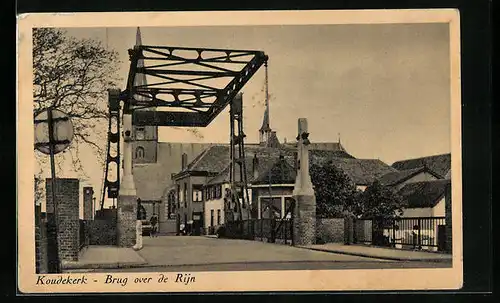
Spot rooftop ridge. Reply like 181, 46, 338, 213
392, 152, 451, 164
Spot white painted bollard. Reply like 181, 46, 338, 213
133, 220, 143, 251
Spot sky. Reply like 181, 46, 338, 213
38, 23, 452, 211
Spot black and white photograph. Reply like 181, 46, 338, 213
18, 10, 463, 293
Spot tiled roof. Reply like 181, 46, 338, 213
397, 179, 451, 208
310, 149, 356, 160
177, 145, 297, 176
315, 157, 398, 186
391, 153, 451, 178
378, 166, 442, 186
252, 156, 296, 185
178, 143, 358, 184
183, 145, 230, 174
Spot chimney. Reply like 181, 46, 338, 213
181, 153, 188, 170
252, 154, 259, 180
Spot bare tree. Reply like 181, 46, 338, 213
33, 28, 121, 180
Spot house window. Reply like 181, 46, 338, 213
176, 184, 181, 208
192, 185, 203, 202
135, 146, 145, 158
205, 188, 210, 201
217, 209, 221, 225
210, 210, 214, 227
215, 185, 222, 199
183, 183, 188, 208
259, 197, 282, 219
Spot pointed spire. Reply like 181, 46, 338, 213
136, 27, 142, 47
134, 27, 148, 102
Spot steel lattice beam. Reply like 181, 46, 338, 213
122, 45, 268, 127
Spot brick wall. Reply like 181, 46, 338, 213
88, 219, 117, 245
316, 218, 345, 243
45, 178, 80, 262
445, 183, 452, 253
35, 205, 48, 274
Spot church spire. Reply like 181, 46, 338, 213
134, 27, 147, 92
259, 61, 272, 146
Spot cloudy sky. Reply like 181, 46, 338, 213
47, 23, 452, 210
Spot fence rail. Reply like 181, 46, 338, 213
354, 216, 447, 252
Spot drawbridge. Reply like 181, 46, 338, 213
101, 43, 269, 224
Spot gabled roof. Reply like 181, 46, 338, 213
397, 179, 451, 208
266, 131, 281, 148
391, 153, 451, 178
378, 166, 443, 186
182, 145, 230, 174
316, 157, 397, 186
251, 156, 296, 185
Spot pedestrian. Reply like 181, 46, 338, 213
150, 213, 158, 238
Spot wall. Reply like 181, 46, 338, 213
88, 219, 117, 245
401, 197, 445, 218
402, 207, 433, 218
35, 205, 48, 274
316, 218, 345, 243
91, 209, 118, 245
132, 142, 214, 203
432, 197, 446, 217
204, 183, 228, 233
45, 178, 80, 262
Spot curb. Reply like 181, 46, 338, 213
62, 261, 149, 270
297, 246, 452, 263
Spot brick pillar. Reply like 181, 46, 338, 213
45, 178, 80, 262
117, 196, 138, 247
445, 183, 452, 253
292, 118, 316, 246
83, 187, 94, 220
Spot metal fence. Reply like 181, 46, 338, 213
354, 217, 447, 252
223, 218, 294, 245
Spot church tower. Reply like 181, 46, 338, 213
132, 27, 158, 164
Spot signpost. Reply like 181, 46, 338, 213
34, 108, 74, 273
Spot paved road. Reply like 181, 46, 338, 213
75, 236, 448, 272
136, 236, 389, 266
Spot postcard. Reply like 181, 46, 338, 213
17, 9, 463, 293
